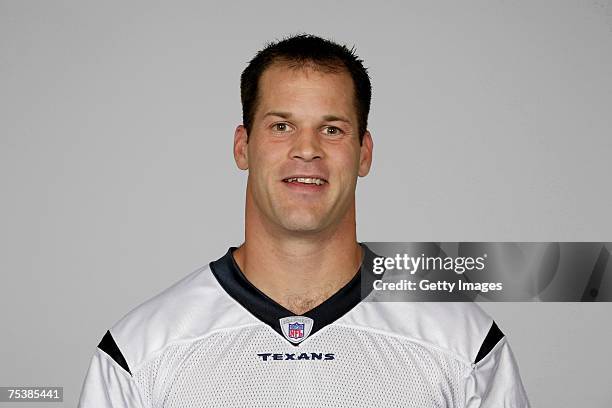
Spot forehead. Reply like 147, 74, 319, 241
256, 62, 356, 119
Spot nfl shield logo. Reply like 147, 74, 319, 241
288, 322, 305, 339
279, 316, 313, 344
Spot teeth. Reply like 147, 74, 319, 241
285, 177, 325, 185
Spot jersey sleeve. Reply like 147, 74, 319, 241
78, 331, 147, 408
465, 322, 531, 408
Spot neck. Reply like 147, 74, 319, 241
233, 200, 363, 315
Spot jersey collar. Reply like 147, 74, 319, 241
209, 243, 379, 345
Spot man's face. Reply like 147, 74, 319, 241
234, 62, 373, 235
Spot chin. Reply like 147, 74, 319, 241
278, 214, 326, 233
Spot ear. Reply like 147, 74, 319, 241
233, 125, 249, 170
358, 130, 373, 177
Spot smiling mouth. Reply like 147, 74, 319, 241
282, 177, 327, 186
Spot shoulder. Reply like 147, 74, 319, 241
337, 301, 502, 365
98, 261, 258, 375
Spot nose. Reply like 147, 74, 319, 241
289, 129, 323, 162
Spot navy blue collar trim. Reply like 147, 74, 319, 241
209, 243, 379, 344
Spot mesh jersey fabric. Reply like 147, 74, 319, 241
78, 246, 530, 408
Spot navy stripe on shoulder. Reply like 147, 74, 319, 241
97, 330, 132, 375
474, 321, 505, 364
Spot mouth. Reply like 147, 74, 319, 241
282, 176, 328, 186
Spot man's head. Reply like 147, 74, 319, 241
233, 34, 373, 236
240, 34, 372, 144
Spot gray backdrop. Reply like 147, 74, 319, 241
1, 1, 611, 407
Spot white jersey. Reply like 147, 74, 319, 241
79, 244, 530, 407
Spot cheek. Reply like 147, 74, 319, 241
334, 150, 362, 177
249, 143, 285, 178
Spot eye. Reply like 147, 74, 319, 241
272, 122, 292, 132
323, 126, 344, 136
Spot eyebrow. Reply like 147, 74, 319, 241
263, 111, 293, 119
263, 111, 351, 124
322, 114, 351, 124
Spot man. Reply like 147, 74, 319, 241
79, 34, 530, 407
